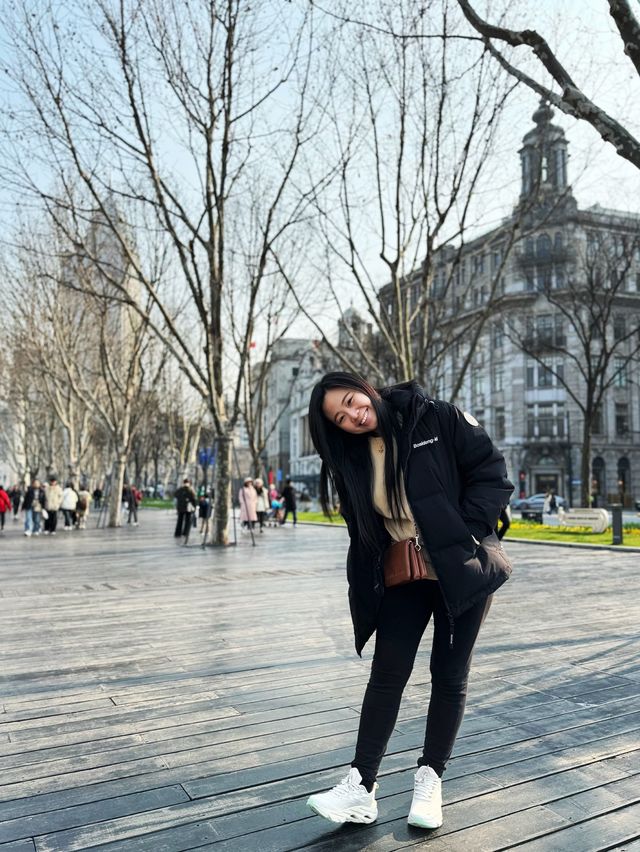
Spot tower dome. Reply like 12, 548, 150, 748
519, 98, 571, 201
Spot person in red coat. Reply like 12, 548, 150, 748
0, 485, 12, 532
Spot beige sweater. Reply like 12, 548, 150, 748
369, 436, 437, 581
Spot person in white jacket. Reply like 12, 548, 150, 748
254, 478, 270, 532
61, 483, 79, 530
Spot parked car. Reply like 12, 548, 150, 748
512, 493, 568, 513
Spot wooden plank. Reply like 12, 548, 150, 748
0, 514, 638, 852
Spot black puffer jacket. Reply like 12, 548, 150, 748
341, 382, 514, 655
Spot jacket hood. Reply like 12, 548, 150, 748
379, 379, 434, 431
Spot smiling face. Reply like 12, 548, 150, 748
322, 387, 379, 435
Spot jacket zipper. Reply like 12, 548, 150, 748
404, 405, 456, 649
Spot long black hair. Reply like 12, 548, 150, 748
308, 371, 404, 551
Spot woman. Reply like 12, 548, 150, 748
254, 478, 270, 532
61, 482, 78, 530
238, 477, 258, 530
305, 373, 513, 829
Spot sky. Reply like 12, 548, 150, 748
1, 0, 639, 341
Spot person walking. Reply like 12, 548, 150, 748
92, 486, 103, 510
76, 485, 92, 529
198, 491, 213, 538
122, 482, 139, 526
174, 478, 197, 540
305, 372, 513, 829
61, 482, 79, 530
280, 478, 297, 526
238, 477, 258, 530
23, 479, 46, 536
0, 484, 11, 532
10, 485, 22, 521
43, 476, 63, 535
254, 478, 270, 532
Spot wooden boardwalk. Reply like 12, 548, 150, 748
0, 510, 639, 851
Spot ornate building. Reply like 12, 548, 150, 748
430, 101, 640, 507
286, 101, 640, 508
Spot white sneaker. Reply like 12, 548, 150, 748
24, 530, 31, 537
408, 765, 442, 829
307, 768, 378, 824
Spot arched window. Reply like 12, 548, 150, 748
536, 233, 552, 258
617, 457, 631, 498
554, 232, 563, 251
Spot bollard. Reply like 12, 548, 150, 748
610, 504, 623, 545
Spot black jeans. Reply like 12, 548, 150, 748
175, 511, 192, 537
352, 580, 491, 789
280, 506, 297, 525
45, 510, 58, 533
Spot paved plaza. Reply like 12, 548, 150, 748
0, 510, 639, 851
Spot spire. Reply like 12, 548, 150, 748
518, 98, 575, 216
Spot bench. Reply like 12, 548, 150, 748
557, 507, 609, 533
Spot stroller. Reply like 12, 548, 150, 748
267, 496, 285, 527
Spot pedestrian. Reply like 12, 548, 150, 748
92, 486, 103, 510
238, 477, 258, 530
23, 479, 45, 536
174, 478, 197, 540
0, 484, 11, 532
122, 482, 139, 526
43, 476, 63, 535
305, 372, 513, 829
10, 485, 22, 521
76, 485, 92, 529
254, 478, 270, 532
198, 491, 213, 537
61, 482, 79, 530
496, 505, 511, 540
280, 478, 297, 526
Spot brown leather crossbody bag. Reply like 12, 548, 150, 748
383, 531, 430, 587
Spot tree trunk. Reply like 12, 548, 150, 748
108, 456, 127, 527
213, 434, 231, 546
580, 418, 592, 508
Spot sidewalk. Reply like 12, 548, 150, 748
0, 511, 639, 850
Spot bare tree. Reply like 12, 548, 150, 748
2, 0, 325, 544
287, 0, 516, 387
505, 226, 640, 506
456, 0, 640, 171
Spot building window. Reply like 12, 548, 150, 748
539, 362, 554, 388
494, 407, 505, 441
526, 402, 565, 439
614, 315, 626, 341
537, 314, 554, 345
536, 233, 552, 258
492, 363, 504, 392
526, 363, 535, 389
615, 403, 629, 436
492, 322, 504, 348
473, 254, 485, 275
472, 371, 483, 398
300, 414, 314, 456
526, 359, 564, 388
614, 357, 628, 388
